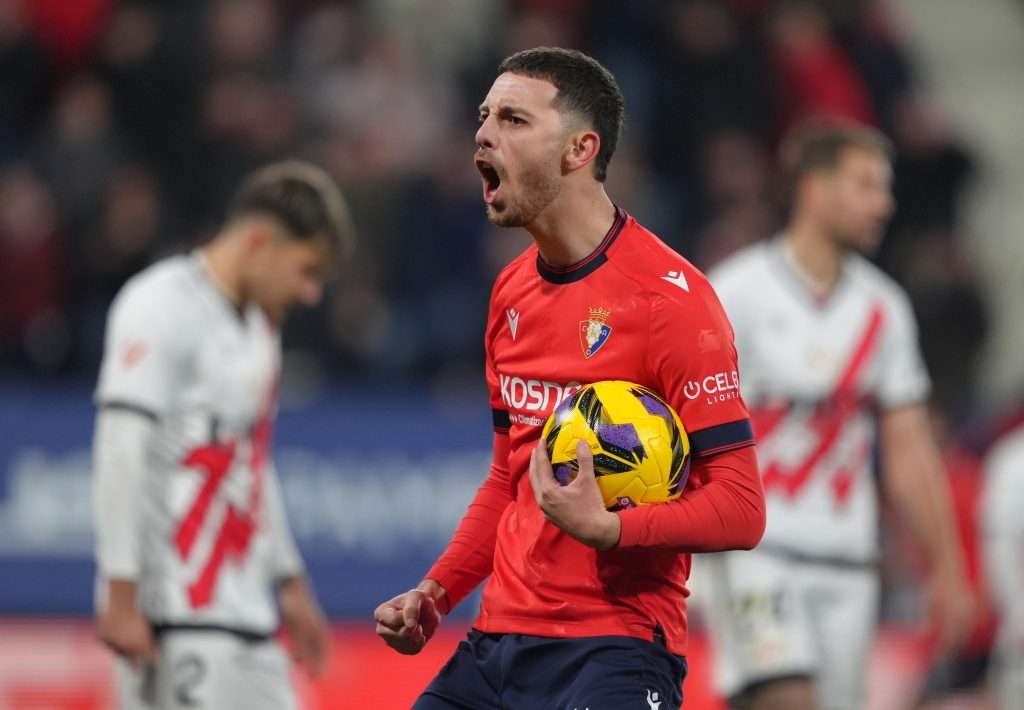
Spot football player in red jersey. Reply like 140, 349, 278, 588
374, 47, 766, 709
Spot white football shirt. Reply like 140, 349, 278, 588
981, 426, 1024, 618
95, 254, 304, 632
710, 239, 930, 562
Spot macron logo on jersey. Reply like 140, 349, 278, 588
507, 308, 520, 340
661, 270, 689, 292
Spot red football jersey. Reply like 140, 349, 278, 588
428, 209, 762, 655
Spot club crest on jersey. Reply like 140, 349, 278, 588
580, 306, 612, 358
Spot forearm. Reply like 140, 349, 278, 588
884, 440, 964, 577
617, 446, 765, 551
425, 473, 511, 613
278, 574, 318, 615
92, 409, 152, 579
103, 578, 141, 612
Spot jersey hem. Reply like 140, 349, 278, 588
96, 399, 160, 422
473, 613, 688, 656
151, 622, 278, 643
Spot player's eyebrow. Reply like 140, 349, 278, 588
478, 103, 534, 120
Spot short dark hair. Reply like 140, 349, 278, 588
228, 160, 355, 258
498, 47, 624, 182
780, 118, 893, 187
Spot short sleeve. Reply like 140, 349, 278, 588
876, 291, 930, 409
95, 282, 190, 415
647, 287, 754, 458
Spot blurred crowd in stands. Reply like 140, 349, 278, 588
0, 0, 988, 418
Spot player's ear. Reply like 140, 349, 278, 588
563, 129, 600, 175
798, 172, 826, 211
243, 222, 274, 253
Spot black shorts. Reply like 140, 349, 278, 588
413, 629, 688, 710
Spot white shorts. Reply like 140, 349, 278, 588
700, 547, 879, 710
116, 629, 297, 710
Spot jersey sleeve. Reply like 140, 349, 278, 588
646, 286, 754, 457
424, 293, 514, 612
95, 281, 191, 416
92, 407, 154, 578
264, 462, 306, 580
617, 445, 765, 551
876, 289, 930, 409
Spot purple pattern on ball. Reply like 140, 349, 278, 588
596, 422, 642, 451
552, 396, 576, 423
670, 456, 692, 496
637, 392, 671, 421
553, 463, 574, 486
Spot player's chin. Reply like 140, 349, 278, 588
859, 230, 885, 253
262, 302, 289, 324
485, 202, 526, 228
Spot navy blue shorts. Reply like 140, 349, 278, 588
413, 630, 687, 710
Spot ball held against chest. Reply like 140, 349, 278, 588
541, 380, 691, 510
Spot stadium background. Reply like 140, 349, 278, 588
0, 0, 1022, 707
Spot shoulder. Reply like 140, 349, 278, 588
609, 221, 738, 340
845, 255, 916, 322
609, 218, 719, 312
109, 255, 199, 329
706, 241, 773, 291
846, 255, 910, 307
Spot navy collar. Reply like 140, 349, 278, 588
535, 207, 627, 285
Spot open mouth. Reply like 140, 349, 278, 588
476, 159, 502, 204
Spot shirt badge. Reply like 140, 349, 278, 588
580, 306, 612, 358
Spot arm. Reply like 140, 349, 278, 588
265, 463, 305, 581
422, 430, 512, 613
92, 280, 186, 665
613, 279, 765, 552
264, 465, 329, 676
528, 440, 763, 552
617, 444, 764, 551
92, 407, 158, 666
880, 404, 973, 653
374, 430, 512, 654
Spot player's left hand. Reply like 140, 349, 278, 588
528, 440, 621, 550
279, 577, 331, 678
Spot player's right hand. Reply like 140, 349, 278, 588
374, 587, 441, 655
97, 604, 158, 668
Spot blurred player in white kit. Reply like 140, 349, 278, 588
702, 121, 974, 710
981, 423, 1024, 709
92, 161, 353, 709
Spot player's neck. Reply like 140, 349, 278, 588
784, 221, 846, 296
527, 188, 617, 267
198, 239, 245, 307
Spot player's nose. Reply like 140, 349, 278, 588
475, 117, 495, 150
